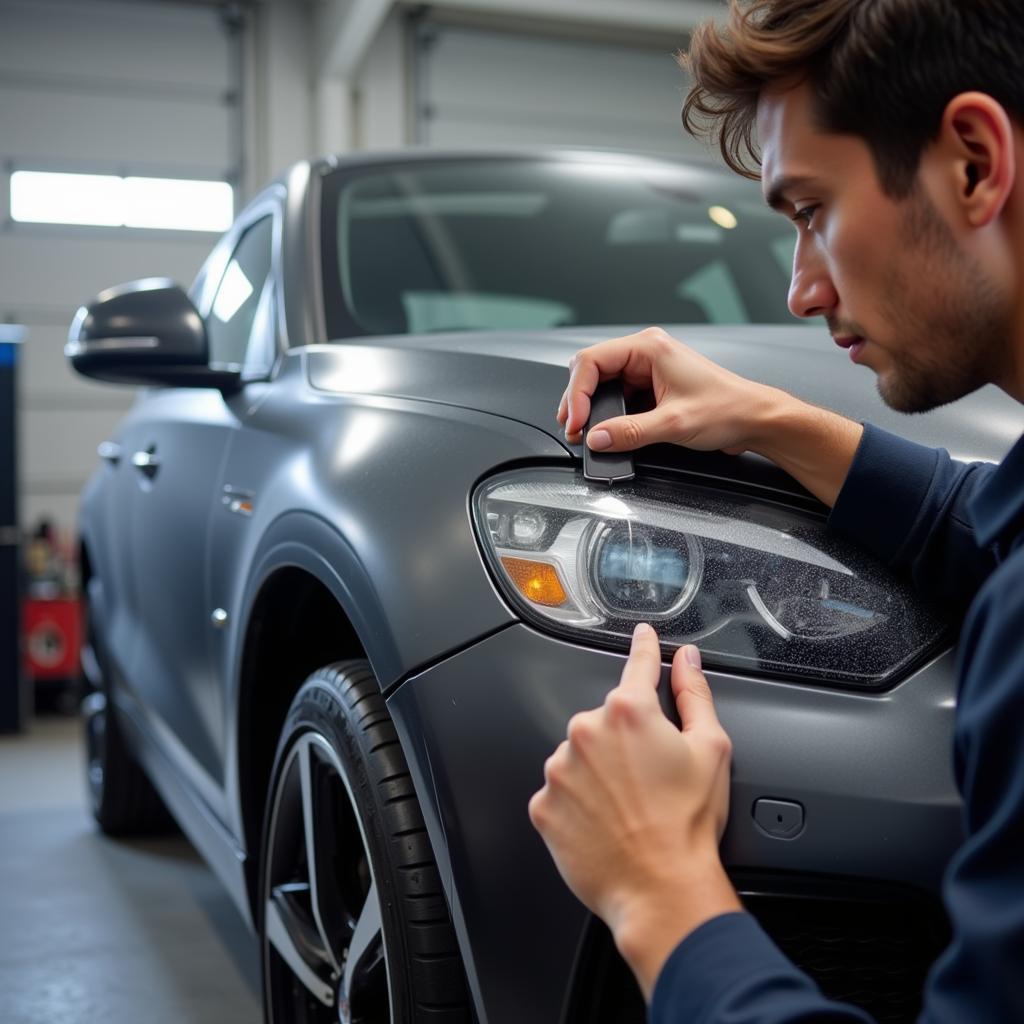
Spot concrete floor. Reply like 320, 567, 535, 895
0, 712, 262, 1024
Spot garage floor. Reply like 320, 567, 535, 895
0, 712, 261, 1024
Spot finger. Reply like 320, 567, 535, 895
670, 645, 722, 732
564, 331, 663, 436
617, 622, 663, 697
587, 403, 684, 452
565, 359, 600, 437
527, 788, 548, 832
557, 387, 569, 426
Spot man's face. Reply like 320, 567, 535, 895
757, 82, 1009, 413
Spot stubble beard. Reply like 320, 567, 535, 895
874, 189, 1008, 414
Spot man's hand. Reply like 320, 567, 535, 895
557, 325, 777, 454
528, 623, 742, 1001
556, 326, 864, 508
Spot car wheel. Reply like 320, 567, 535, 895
81, 596, 174, 836
260, 660, 470, 1024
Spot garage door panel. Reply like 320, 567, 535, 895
0, 0, 231, 93
428, 29, 684, 116
0, 233, 211, 313
428, 115, 693, 155
0, 85, 234, 173
422, 24, 701, 157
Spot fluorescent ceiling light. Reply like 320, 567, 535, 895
10, 170, 233, 232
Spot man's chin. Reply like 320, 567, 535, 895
876, 370, 961, 415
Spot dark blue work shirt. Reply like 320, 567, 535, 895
650, 423, 1024, 1023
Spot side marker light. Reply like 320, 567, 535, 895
500, 557, 567, 607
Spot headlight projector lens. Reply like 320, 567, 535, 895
589, 522, 702, 618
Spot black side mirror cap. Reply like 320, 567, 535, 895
66, 278, 240, 390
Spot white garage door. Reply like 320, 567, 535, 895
415, 22, 705, 159
0, 0, 241, 537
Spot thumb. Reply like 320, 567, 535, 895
587, 405, 681, 452
671, 645, 722, 733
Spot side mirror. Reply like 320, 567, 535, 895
66, 278, 240, 389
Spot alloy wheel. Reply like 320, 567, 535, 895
263, 732, 391, 1023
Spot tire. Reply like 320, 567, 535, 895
259, 660, 471, 1024
81, 593, 174, 837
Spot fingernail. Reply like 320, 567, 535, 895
634, 622, 651, 638
588, 429, 611, 451
685, 645, 702, 669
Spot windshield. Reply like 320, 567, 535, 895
321, 158, 797, 338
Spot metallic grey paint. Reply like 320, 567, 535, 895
73, 150, 1024, 1024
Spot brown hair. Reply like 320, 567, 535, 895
680, 0, 1024, 196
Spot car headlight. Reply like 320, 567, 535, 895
473, 468, 946, 689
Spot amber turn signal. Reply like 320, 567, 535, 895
500, 556, 567, 607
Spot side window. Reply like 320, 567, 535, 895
207, 215, 274, 370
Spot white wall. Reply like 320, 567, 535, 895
352, 9, 410, 152
249, 0, 315, 187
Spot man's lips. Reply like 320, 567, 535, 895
833, 335, 867, 362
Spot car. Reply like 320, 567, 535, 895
68, 149, 1022, 1024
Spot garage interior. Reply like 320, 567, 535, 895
0, 0, 717, 1020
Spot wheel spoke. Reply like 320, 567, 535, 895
298, 736, 344, 973
341, 878, 384, 1006
265, 886, 335, 1007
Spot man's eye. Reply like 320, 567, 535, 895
792, 205, 820, 227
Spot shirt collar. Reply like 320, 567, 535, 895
969, 431, 1024, 549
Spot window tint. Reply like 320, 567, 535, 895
322, 161, 798, 339
208, 216, 274, 368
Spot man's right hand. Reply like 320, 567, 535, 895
557, 326, 864, 509
558, 326, 779, 455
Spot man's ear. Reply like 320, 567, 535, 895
939, 92, 1015, 227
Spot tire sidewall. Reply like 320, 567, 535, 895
259, 663, 411, 1023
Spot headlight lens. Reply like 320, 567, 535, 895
473, 468, 946, 688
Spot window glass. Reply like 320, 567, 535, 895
244, 281, 277, 375
323, 161, 799, 338
677, 261, 748, 324
771, 235, 796, 277
208, 216, 274, 368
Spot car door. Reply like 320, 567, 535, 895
126, 212, 276, 812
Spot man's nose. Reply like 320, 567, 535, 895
787, 245, 838, 319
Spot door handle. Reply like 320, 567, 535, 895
97, 441, 122, 466
131, 447, 160, 479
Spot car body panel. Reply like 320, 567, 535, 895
306, 326, 1024, 465
388, 624, 962, 1024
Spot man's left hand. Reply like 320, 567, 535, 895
528, 623, 743, 1000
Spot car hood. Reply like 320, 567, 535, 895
304, 325, 1023, 466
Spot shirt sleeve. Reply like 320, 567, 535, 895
918, 560, 1024, 1020
827, 424, 998, 616
649, 912, 872, 1023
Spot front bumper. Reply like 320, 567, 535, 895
387, 623, 962, 1024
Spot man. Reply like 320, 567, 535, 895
528, 0, 1024, 1020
